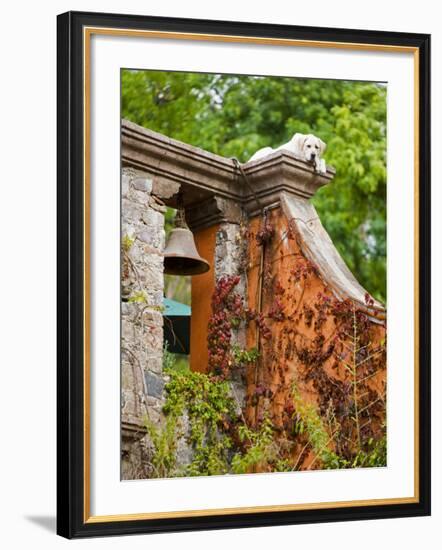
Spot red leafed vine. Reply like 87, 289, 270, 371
207, 275, 244, 379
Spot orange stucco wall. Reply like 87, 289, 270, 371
244, 208, 386, 468
190, 225, 218, 373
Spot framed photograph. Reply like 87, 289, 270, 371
57, 11, 431, 539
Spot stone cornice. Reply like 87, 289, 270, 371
121, 119, 335, 221
241, 151, 335, 216
122, 120, 236, 206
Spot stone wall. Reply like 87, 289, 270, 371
121, 166, 198, 479
120, 169, 251, 478
121, 167, 168, 480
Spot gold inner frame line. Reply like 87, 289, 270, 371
82, 26, 420, 524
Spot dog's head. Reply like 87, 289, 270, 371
300, 134, 326, 163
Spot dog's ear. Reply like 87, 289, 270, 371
318, 138, 327, 154
292, 133, 307, 154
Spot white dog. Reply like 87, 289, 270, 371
249, 133, 327, 174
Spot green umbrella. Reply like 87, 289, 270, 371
162, 297, 191, 354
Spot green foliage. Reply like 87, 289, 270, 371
292, 385, 347, 470
151, 361, 288, 476
145, 415, 179, 478
185, 437, 231, 477
352, 433, 387, 468
291, 381, 386, 470
122, 71, 386, 301
231, 345, 260, 366
162, 342, 177, 372
164, 206, 177, 237
162, 369, 236, 476
121, 234, 135, 252
127, 290, 148, 303
146, 354, 384, 476
231, 417, 278, 474
162, 343, 189, 374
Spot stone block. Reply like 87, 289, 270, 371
122, 224, 137, 243
122, 174, 131, 197
122, 319, 135, 341
144, 326, 163, 353
133, 177, 153, 193
121, 301, 139, 319
149, 195, 167, 213
152, 179, 180, 200
139, 268, 163, 293
126, 241, 140, 263
122, 393, 138, 416
142, 209, 164, 227
122, 361, 135, 387
146, 396, 162, 408
137, 228, 165, 249
147, 408, 161, 425
122, 199, 142, 222
144, 371, 165, 399
146, 356, 163, 374
151, 290, 164, 308
142, 309, 163, 325
132, 190, 151, 205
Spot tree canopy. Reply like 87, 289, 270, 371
122, 70, 386, 303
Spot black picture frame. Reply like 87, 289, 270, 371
57, 10, 431, 539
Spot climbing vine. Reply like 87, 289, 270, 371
146, 366, 290, 477
207, 275, 246, 379
162, 369, 236, 476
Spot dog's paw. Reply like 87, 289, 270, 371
315, 159, 327, 174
